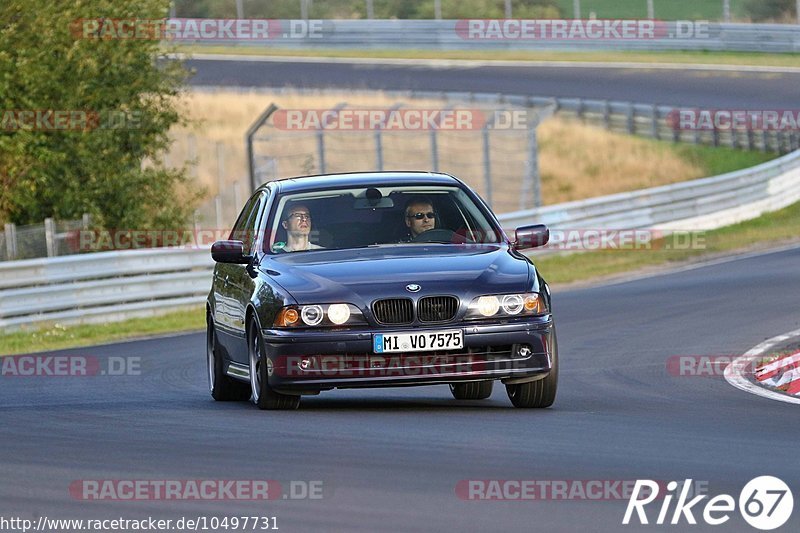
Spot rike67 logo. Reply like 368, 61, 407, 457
623, 477, 794, 530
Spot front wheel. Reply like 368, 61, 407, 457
248, 323, 300, 410
449, 381, 493, 400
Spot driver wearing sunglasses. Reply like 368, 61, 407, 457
404, 196, 437, 239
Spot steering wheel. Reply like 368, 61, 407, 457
411, 228, 456, 243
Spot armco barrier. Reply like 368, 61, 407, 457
0, 248, 214, 331
1, 150, 799, 332
188, 20, 800, 54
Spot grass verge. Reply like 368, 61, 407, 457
175, 45, 800, 68
0, 308, 204, 356
534, 199, 800, 285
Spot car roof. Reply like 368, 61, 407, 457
257, 171, 463, 194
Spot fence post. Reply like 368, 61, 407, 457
761, 130, 769, 152
651, 104, 659, 139
4, 223, 16, 261
482, 125, 492, 208
747, 128, 755, 151
45, 217, 56, 257
430, 128, 439, 172
626, 103, 635, 134
317, 129, 326, 174
233, 180, 242, 209
602, 100, 611, 130
375, 129, 384, 171
526, 126, 542, 209
216, 142, 225, 194
215, 195, 223, 230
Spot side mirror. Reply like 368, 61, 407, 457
514, 224, 549, 250
211, 240, 251, 264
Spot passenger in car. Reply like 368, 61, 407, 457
404, 196, 437, 239
280, 204, 324, 252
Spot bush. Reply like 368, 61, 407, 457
0, 0, 204, 231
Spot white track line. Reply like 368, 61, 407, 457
724, 328, 800, 405
173, 53, 800, 74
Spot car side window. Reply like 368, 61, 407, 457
229, 193, 264, 255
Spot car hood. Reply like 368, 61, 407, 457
261, 244, 533, 305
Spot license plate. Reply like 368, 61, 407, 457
373, 330, 463, 354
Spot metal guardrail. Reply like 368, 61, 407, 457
2, 148, 799, 332
190, 21, 800, 53
497, 149, 800, 236
0, 248, 214, 330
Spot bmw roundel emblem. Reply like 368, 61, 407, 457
406, 284, 421, 293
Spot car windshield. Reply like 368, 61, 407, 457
264, 185, 505, 253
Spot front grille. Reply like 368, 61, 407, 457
418, 296, 459, 322
372, 298, 413, 325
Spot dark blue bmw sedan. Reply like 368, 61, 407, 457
207, 171, 556, 409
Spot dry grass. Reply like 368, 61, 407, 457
537, 118, 704, 203
169, 89, 715, 218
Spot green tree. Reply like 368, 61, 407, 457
0, 0, 203, 230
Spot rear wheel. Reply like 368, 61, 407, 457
248, 322, 300, 410
506, 330, 559, 408
207, 318, 250, 401
449, 381, 494, 400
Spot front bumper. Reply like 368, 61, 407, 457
261, 316, 555, 393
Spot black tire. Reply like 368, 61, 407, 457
505, 332, 559, 408
207, 318, 250, 401
449, 381, 494, 400
248, 322, 300, 410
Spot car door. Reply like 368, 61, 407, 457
214, 192, 266, 363
225, 191, 268, 364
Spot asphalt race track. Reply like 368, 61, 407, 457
2, 246, 800, 532
186, 57, 800, 108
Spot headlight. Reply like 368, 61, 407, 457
300, 305, 324, 326
327, 303, 351, 325
465, 292, 546, 320
274, 303, 364, 328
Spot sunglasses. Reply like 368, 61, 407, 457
407, 212, 435, 220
